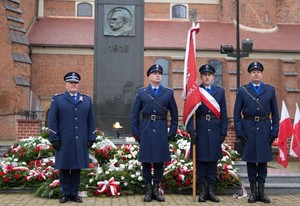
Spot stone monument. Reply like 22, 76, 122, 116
94, 0, 144, 137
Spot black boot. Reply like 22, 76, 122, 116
207, 184, 220, 202
248, 183, 257, 203
257, 183, 270, 203
198, 184, 207, 202
152, 183, 165, 202
143, 183, 152, 202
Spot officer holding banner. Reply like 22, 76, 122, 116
187, 64, 228, 203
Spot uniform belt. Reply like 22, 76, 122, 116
142, 114, 167, 121
243, 115, 269, 122
199, 114, 217, 121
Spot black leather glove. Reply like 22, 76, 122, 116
269, 136, 277, 146
237, 135, 246, 144
189, 131, 197, 145
87, 141, 94, 149
221, 136, 226, 144
52, 140, 61, 151
168, 134, 176, 142
132, 135, 140, 143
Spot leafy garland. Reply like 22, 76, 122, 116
0, 126, 240, 198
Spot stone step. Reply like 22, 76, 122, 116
242, 182, 300, 195
234, 161, 247, 173
238, 172, 300, 183
0, 144, 11, 156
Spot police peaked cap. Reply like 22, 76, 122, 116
199, 64, 215, 74
64, 72, 81, 82
147, 64, 163, 76
248, 61, 264, 73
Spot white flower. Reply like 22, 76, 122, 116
120, 164, 126, 170
128, 164, 133, 170
105, 171, 109, 175
121, 176, 125, 180
138, 176, 143, 181
123, 182, 128, 186
130, 174, 136, 178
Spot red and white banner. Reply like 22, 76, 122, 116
290, 103, 300, 158
182, 23, 201, 127
277, 101, 293, 168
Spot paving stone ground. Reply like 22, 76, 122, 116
1, 140, 300, 205
1, 193, 300, 206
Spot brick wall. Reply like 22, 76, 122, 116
0, 0, 34, 140
17, 119, 41, 140
44, 0, 75, 17
277, 0, 300, 24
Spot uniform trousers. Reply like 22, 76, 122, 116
247, 162, 267, 184
142, 162, 164, 184
59, 169, 81, 197
197, 161, 218, 185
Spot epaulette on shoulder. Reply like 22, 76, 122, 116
139, 87, 146, 90
54, 93, 63, 96
81, 93, 90, 97
164, 87, 174, 91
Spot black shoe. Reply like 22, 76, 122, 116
70, 195, 83, 203
59, 196, 69, 203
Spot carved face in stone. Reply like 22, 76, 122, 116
109, 8, 129, 31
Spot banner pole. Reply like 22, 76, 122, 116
192, 115, 197, 202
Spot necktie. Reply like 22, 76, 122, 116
206, 87, 210, 92
73, 95, 76, 102
153, 88, 157, 95
255, 86, 259, 90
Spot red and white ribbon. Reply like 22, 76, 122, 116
97, 177, 120, 196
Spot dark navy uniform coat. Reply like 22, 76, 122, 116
187, 84, 228, 162
131, 85, 178, 163
48, 91, 96, 169
234, 82, 279, 163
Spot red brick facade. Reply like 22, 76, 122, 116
0, 0, 300, 149
17, 119, 41, 139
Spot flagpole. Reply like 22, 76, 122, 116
192, 115, 197, 202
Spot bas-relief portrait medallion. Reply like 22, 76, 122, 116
104, 5, 135, 37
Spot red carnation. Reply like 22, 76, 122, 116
176, 181, 181, 186
14, 173, 20, 179
34, 146, 41, 152
3, 177, 9, 182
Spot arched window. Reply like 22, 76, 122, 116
77, 2, 93, 17
155, 59, 169, 87
208, 59, 223, 87
172, 4, 187, 19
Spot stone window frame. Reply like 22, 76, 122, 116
171, 4, 188, 19
76, 1, 94, 17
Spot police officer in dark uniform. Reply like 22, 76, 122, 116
131, 64, 178, 202
48, 72, 97, 203
187, 64, 228, 203
234, 62, 279, 203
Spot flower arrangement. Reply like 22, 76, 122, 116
0, 127, 240, 198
